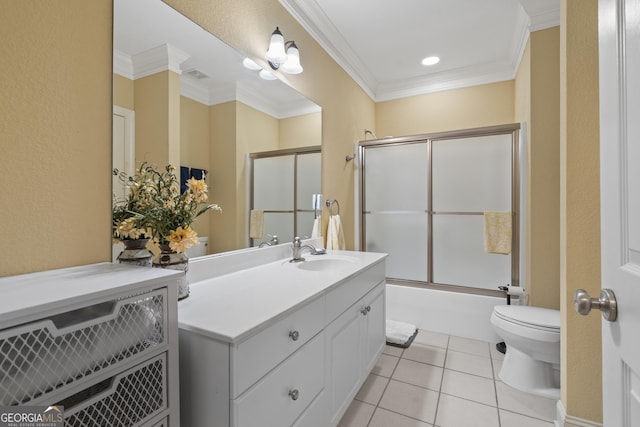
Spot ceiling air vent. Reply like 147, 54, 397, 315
185, 69, 209, 80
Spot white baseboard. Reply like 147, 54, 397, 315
555, 400, 602, 427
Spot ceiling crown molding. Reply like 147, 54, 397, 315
131, 44, 190, 80
279, 0, 376, 100
113, 49, 134, 80
279, 0, 559, 102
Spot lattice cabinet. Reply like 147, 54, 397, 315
0, 263, 181, 427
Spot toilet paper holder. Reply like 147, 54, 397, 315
498, 285, 526, 305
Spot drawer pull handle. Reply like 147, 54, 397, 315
289, 330, 300, 341
289, 389, 300, 401
361, 305, 371, 315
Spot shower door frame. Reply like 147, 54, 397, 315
358, 123, 521, 298
248, 145, 322, 247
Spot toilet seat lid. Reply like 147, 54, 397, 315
494, 305, 560, 331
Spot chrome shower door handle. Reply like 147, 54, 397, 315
573, 288, 618, 322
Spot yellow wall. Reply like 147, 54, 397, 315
529, 27, 561, 310
0, 0, 113, 276
280, 112, 322, 149
209, 101, 238, 253
134, 71, 181, 167
114, 74, 134, 110
375, 81, 515, 137
181, 96, 211, 240
560, 0, 602, 422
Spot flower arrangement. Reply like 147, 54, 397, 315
112, 170, 153, 242
112, 163, 221, 253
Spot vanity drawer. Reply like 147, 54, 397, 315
232, 332, 324, 427
60, 353, 167, 427
325, 261, 385, 322
231, 296, 324, 397
0, 289, 167, 406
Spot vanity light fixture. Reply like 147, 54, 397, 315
242, 27, 303, 80
265, 27, 303, 74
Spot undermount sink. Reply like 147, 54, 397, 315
289, 255, 358, 272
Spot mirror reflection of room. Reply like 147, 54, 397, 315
112, 0, 321, 258
249, 147, 321, 247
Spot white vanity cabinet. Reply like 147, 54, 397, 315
325, 272, 385, 425
0, 263, 182, 427
178, 251, 386, 427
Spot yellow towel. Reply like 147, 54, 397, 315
326, 215, 346, 250
249, 210, 264, 239
484, 211, 512, 254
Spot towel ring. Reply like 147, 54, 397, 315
326, 199, 340, 216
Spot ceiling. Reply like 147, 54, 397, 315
114, 0, 560, 110
280, 0, 560, 101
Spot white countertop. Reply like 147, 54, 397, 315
0, 263, 182, 327
177, 250, 387, 343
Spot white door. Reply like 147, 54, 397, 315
112, 105, 135, 200
598, 0, 640, 425
112, 106, 135, 262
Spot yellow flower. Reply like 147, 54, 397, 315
187, 177, 209, 203
168, 226, 199, 253
114, 218, 148, 240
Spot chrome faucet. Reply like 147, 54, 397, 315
290, 237, 323, 262
258, 234, 279, 248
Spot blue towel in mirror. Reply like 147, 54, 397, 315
190, 168, 207, 181
180, 166, 189, 194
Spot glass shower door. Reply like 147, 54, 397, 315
363, 142, 428, 281
431, 134, 513, 290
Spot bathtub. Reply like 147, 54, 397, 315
385, 283, 504, 342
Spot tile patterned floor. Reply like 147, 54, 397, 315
338, 330, 557, 427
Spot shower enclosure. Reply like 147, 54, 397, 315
359, 124, 521, 297
249, 146, 321, 247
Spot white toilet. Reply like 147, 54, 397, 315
490, 305, 560, 399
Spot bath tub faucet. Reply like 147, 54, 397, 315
290, 236, 323, 262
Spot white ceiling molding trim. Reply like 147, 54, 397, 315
519, 0, 560, 31
509, 6, 532, 78
236, 81, 283, 118
279, 0, 377, 100
180, 76, 213, 106
205, 82, 237, 107
131, 44, 190, 80
113, 49, 134, 80
375, 61, 516, 102
528, 9, 560, 32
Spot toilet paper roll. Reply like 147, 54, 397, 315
507, 285, 526, 296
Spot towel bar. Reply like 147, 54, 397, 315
326, 199, 340, 216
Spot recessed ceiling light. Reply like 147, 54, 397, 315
422, 56, 440, 66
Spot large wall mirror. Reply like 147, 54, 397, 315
112, 0, 322, 259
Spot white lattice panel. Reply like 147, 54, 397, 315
0, 290, 166, 406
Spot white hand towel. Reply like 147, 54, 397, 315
326, 215, 346, 250
483, 211, 512, 254
311, 218, 322, 238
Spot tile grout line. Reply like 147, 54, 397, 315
430, 334, 450, 426
490, 342, 503, 427
364, 349, 402, 427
